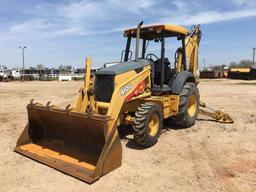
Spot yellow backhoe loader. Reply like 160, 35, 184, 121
15, 22, 233, 183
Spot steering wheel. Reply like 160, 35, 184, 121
146, 53, 159, 62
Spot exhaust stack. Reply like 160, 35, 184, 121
135, 21, 143, 61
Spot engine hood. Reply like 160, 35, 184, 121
96, 59, 151, 76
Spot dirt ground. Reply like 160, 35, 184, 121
0, 79, 255, 192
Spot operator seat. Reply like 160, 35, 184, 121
154, 58, 171, 85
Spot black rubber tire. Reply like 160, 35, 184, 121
133, 103, 163, 147
170, 82, 199, 128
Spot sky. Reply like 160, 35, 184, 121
0, 0, 256, 69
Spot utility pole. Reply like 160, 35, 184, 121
253, 48, 256, 65
19, 46, 27, 75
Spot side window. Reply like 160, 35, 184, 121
165, 37, 182, 68
128, 38, 142, 60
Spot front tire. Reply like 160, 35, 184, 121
133, 103, 163, 147
170, 82, 199, 128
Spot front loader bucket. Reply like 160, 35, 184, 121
14, 102, 122, 183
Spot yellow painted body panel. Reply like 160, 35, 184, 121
72, 58, 179, 123
144, 95, 179, 118
106, 67, 151, 120
124, 24, 189, 37
230, 68, 251, 73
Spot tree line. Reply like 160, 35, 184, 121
229, 60, 254, 68
202, 59, 254, 71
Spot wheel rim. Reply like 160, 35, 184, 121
188, 93, 197, 117
148, 113, 159, 137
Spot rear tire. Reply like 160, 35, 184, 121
133, 103, 163, 147
170, 82, 199, 128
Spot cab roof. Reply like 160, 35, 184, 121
124, 24, 189, 40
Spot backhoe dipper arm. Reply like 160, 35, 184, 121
176, 25, 201, 83
185, 25, 202, 82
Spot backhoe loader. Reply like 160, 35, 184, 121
15, 22, 233, 183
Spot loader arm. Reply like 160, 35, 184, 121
73, 58, 152, 120
72, 57, 96, 113
73, 59, 153, 148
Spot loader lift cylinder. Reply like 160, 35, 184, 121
84, 57, 91, 89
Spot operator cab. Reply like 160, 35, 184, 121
123, 24, 189, 93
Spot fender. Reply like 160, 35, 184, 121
168, 71, 195, 94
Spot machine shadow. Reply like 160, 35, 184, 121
117, 125, 144, 150
196, 118, 216, 122
117, 119, 184, 150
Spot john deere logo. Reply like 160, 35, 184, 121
121, 84, 132, 96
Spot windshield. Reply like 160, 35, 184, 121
124, 36, 182, 69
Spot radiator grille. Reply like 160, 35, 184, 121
94, 75, 115, 102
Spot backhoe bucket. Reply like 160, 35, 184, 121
14, 102, 122, 183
